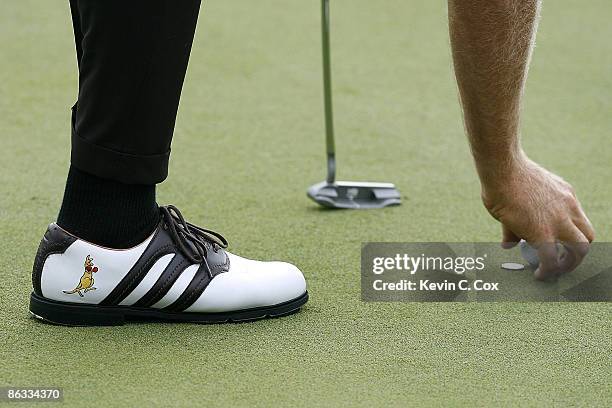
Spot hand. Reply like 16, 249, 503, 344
480, 153, 595, 280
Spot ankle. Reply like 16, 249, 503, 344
57, 166, 160, 248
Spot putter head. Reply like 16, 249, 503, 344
307, 181, 401, 209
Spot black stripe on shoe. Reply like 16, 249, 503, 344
132, 252, 191, 308
99, 225, 174, 306
164, 261, 213, 312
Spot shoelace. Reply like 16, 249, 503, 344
160, 205, 228, 264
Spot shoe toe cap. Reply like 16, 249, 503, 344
185, 254, 307, 313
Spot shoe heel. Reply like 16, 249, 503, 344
29, 293, 125, 326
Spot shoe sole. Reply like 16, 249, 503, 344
29, 291, 309, 326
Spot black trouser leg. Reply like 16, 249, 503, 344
70, 0, 201, 185
58, 0, 201, 248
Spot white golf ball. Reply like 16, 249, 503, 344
519, 240, 540, 267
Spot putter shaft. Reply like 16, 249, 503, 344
322, 0, 335, 183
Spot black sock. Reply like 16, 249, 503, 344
57, 166, 160, 248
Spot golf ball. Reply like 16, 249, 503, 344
519, 240, 540, 267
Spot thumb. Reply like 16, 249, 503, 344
501, 224, 520, 249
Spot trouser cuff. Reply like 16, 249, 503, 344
70, 108, 170, 185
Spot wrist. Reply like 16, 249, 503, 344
474, 145, 529, 193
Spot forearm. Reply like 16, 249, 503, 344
448, 0, 541, 183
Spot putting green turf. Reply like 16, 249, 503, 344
1, 1, 611, 406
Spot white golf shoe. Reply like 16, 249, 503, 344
30, 205, 308, 325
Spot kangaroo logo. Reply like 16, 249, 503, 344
63, 255, 99, 297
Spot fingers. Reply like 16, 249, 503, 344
533, 225, 590, 281
558, 225, 590, 273
573, 202, 595, 242
501, 225, 520, 249
534, 243, 560, 281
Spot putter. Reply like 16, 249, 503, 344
307, 0, 401, 209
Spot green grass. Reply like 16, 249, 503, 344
1, 1, 611, 406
